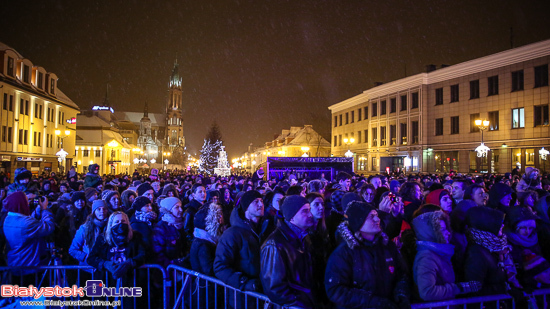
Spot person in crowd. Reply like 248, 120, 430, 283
104, 190, 122, 213
182, 183, 206, 249
120, 189, 137, 213
129, 196, 157, 252
260, 188, 285, 242
488, 183, 513, 214
377, 192, 406, 239
390, 180, 401, 194
336, 172, 352, 192
307, 179, 325, 195
152, 197, 186, 267
360, 183, 376, 204
190, 202, 225, 275
162, 183, 179, 198
206, 189, 221, 205
214, 190, 264, 293
464, 184, 488, 207
7, 168, 33, 195
84, 164, 102, 189
400, 181, 424, 223
449, 199, 477, 281
369, 175, 382, 190
137, 182, 156, 205
57, 191, 91, 263
325, 201, 410, 308
412, 210, 481, 301
425, 189, 454, 214
69, 200, 109, 268
517, 167, 542, 196
464, 206, 522, 295
84, 187, 98, 207
219, 187, 234, 224
451, 180, 470, 204
261, 195, 317, 308
3, 192, 54, 281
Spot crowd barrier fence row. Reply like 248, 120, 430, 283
1, 265, 550, 309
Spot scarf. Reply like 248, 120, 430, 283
134, 210, 157, 226
193, 227, 218, 244
160, 208, 184, 229
416, 241, 455, 260
468, 228, 522, 289
93, 217, 107, 229
505, 230, 539, 248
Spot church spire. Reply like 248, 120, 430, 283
169, 58, 182, 88
143, 101, 149, 118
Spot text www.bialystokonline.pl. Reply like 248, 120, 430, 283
20, 299, 121, 307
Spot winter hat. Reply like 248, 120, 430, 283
341, 192, 362, 212
506, 206, 539, 231
84, 187, 98, 201
523, 250, 550, 281
412, 211, 450, 244
466, 206, 505, 236
103, 190, 119, 205
131, 196, 152, 213
390, 180, 401, 193
425, 189, 449, 206
160, 197, 181, 212
345, 201, 376, 233
3, 191, 30, 216
238, 190, 263, 212
281, 195, 309, 221
92, 199, 107, 214
488, 183, 513, 207
450, 199, 477, 233
133, 180, 142, 187
71, 191, 86, 204
330, 190, 346, 210
194, 206, 209, 230
14, 168, 32, 182
88, 164, 100, 173
206, 190, 221, 203
137, 183, 154, 196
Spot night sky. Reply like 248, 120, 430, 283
2, 1, 549, 159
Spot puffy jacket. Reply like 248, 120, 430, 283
325, 222, 410, 309
68, 221, 105, 267
260, 221, 316, 308
83, 172, 102, 189
463, 243, 508, 295
152, 220, 185, 268
214, 208, 262, 291
130, 216, 154, 255
3, 208, 55, 275
182, 199, 202, 245
190, 233, 217, 276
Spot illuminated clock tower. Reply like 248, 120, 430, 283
166, 59, 185, 149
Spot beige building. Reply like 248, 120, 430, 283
0, 42, 80, 178
329, 39, 550, 174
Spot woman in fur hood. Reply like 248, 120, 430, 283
190, 203, 225, 275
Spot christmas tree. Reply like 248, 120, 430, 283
214, 146, 231, 176
199, 122, 224, 174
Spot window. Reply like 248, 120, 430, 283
83, 150, 89, 157
50, 79, 55, 93
535, 65, 549, 88
364, 129, 368, 144
400, 95, 407, 111
435, 88, 443, 105
358, 108, 362, 121
39, 105, 42, 119
411, 92, 419, 109
2, 94, 6, 110
9, 95, 12, 111
333, 136, 337, 146
19, 99, 24, 115
58, 111, 62, 124
380, 101, 386, 115
488, 75, 499, 96
372, 103, 377, 117
1, 126, 5, 142
23, 65, 30, 83
470, 80, 480, 99
23, 130, 28, 145
49, 134, 53, 148
357, 131, 361, 144
339, 114, 342, 126
534, 105, 549, 126
95, 150, 101, 157
400, 123, 407, 145
380, 126, 386, 146
7, 57, 14, 77
450, 84, 459, 102
451, 116, 459, 134
488, 111, 499, 131
372, 127, 377, 146
390, 98, 396, 113
511, 70, 524, 92
334, 116, 337, 127
470, 113, 480, 132
345, 112, 349, 124
412, 121, 419, 144
339, 135, 342, 146
364, 106, 368, 120
38, 132, 41, 146
18, 129, 23, 144
7, 127, 12, 143
37, 72, 43, 89
512, 108, 524, 128
351, 111, 354, 123
25, 100, 28, 115
390, 125, 396, 145
33, 132, 37, 146
435, 118, 443, 136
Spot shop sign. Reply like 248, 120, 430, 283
1, 156, 11, 161
17, 157, 43, 162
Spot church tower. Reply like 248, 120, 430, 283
166, 59, 185, 149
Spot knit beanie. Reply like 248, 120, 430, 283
238, 190, 263, 212
425, 189, 449, 206
523, 250, 550, 281
488, 183, 513, 207
92, 199, 107, 214
330, 190, 346, 211
3, 191, 30, 216
341, 192, 362, 212
103, 190, 119, 205
281, 195, 309, 221
131, 196, 152, 213
345, 201, 376, 233
71, 191, 86, 204
506, 206, 539, 231
85, 187, 98, 201
390, 180, 401, 193
466, 206, 505, 236
160, 197, 181, 212
137, 183, 154, 196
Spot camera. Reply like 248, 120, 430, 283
388, 192, 398, 203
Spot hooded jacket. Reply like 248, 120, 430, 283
84, 164, 102, 189
324, 222, 410, 309
487, 183, 513, 213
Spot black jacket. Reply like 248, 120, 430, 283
214, 208, 262, 291
260, 221, 317, 308
190, 237, 217, 276
182, 199, 202, 245
325, 222, 410, 309
463, 242, 508, 295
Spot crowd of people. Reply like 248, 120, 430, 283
1, 163, 550, 308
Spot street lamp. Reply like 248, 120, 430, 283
162, 151, 171, 170
343, 137, 355, 158
474, 119, 490, 157
54, 129, 71, 173
301, 146, 310, 157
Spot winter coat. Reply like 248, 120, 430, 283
182, 199, 202, 245
214, 208, 262, 291
152, 220, 185, 268
463, 243, 508, 295
259, 206, 282, 243
68, 220, 105, 267
325, 222, 410, 309
412, 211, 460, 301
260, 221, 316, 308
403, 199, 422, 223
3, 208, 55, 275
130, 216, 154, 255
83, 172, 102, 189
190, 230, 217, 276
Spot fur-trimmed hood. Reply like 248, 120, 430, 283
412, 211, 451, 244
336, 220, 388, 250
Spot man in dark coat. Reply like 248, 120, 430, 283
325, 202, 411, 309
84, 164, 102, 189
260, 195, 317, 308
214, 190, 264, 292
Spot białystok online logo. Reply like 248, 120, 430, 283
1, 280, 142, 299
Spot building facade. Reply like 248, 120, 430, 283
329, 39, 550, 174
0, 42, 80, 178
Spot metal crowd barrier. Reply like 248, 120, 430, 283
411, 293, 514, 309
167, 264, 283, 309
0, 264, 168, 309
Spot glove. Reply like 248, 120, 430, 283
112, 260, 134, 279
395, 294, 411, 309
103, 261, 117, 274
243, 279, 259, 292
376, 297, 399, 309
457, 281, 482, 294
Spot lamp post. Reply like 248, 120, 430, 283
343, 137, 355, 158
55, 129, 71, 173
474, 119, 490, 157
301, 146, 310, 157
162, 151, 171, 170
540, 147, 549, 172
